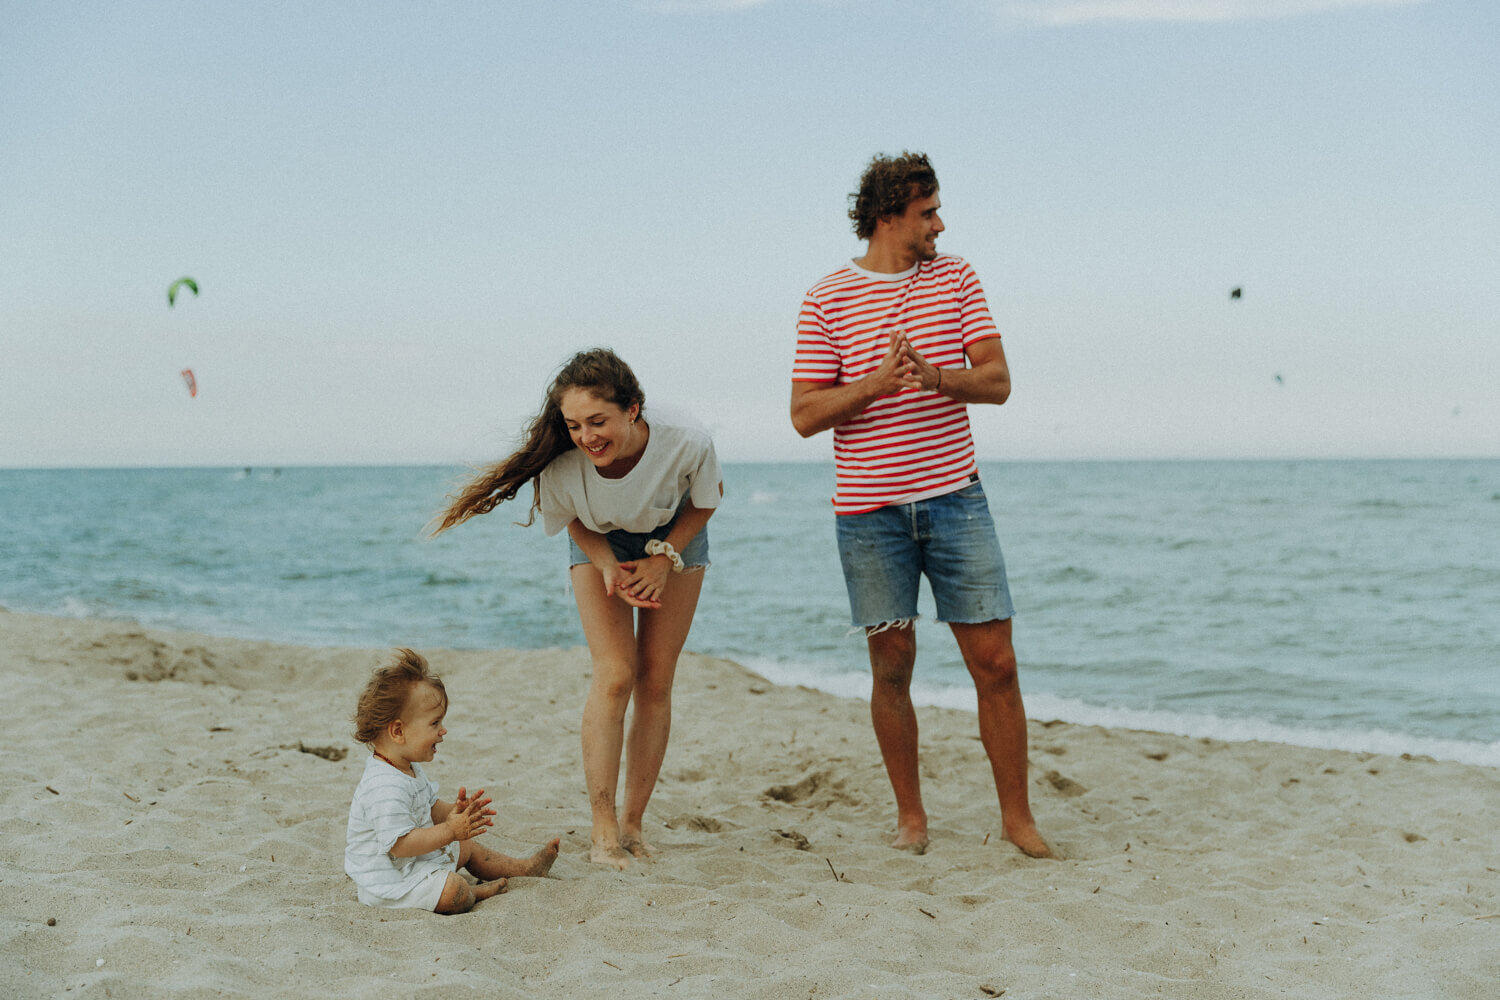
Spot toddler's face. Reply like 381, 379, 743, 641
400, 683, 447, 763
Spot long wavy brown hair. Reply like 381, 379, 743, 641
431, 348, 646, 534
848, 151, 939, 241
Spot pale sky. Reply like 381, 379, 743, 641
3, 0, 1495, 467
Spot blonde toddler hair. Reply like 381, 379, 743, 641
352, 648, 447, 745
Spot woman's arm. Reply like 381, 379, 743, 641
616, 487, 721, 606
659, 493, 717, 557
567, 519, 660, 608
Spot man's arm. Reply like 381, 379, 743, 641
900, 334, 1011, 405
790, 330, 920, 437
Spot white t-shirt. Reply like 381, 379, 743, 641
344, 756, 457, 904
539, 416, 722, 536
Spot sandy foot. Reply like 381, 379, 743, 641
522, 838, 562, 877
590, 842, 632, 871
1004, 823, 1054, 859
620, 833, 657, 860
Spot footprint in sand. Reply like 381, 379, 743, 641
763, 771, 858, 807
1044, 770, 1088, 797
667, 814, 727, 833
772, 829, 811, 850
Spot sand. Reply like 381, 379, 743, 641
3, 608, 1497, 999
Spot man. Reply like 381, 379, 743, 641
790, 151, 1051, 858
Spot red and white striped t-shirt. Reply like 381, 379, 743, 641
793, 254, 1000, 515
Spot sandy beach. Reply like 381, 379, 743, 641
3, 608, 1496, 998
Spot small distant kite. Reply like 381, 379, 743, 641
1230, 287, 1242, 300
168, 277, 199, 307
1273, 373, 1284, 386
180, 368, 198, 398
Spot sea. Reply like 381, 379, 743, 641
2, 460, 1497, 767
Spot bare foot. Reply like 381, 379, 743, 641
590, 841, 632, 871
620, 832, 656, 860
891, 822, 930, 854
522, 838, 562, 877
473, 878, 508, 902
1004, 823, 1054, 859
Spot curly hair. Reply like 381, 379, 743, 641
431, 348, 646, 534
847, 151, 939, 241
352, 648, 447, 745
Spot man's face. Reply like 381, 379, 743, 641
886, 189, 944, 262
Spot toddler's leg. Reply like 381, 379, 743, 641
434, 872, 505, 914
459, 837, 561, 882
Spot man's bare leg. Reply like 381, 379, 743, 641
867, 623, 929, 852
951, 618, 1052, 858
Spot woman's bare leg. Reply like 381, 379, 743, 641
571, 564, 642, 870
619, 569, 704, 857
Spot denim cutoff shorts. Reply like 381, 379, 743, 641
567, 496, 711, 570
835, 481, 1014, 629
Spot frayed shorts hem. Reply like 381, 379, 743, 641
847, 613, 1014, 637
835, 482, 1015, 628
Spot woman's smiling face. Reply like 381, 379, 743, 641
560, 388, 643, 474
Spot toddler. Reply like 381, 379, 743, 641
345, 648, 559, 913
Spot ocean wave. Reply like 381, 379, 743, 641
5, 461, 1497, 766
736, 656, 1499, 769
1019, 694, 1500, 769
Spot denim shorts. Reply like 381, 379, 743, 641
835, 481, 1014, 629
567, 498, 711, 570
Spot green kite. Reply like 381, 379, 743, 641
168, 277, 199, 307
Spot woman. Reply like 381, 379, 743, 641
432, 349, 722, 869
